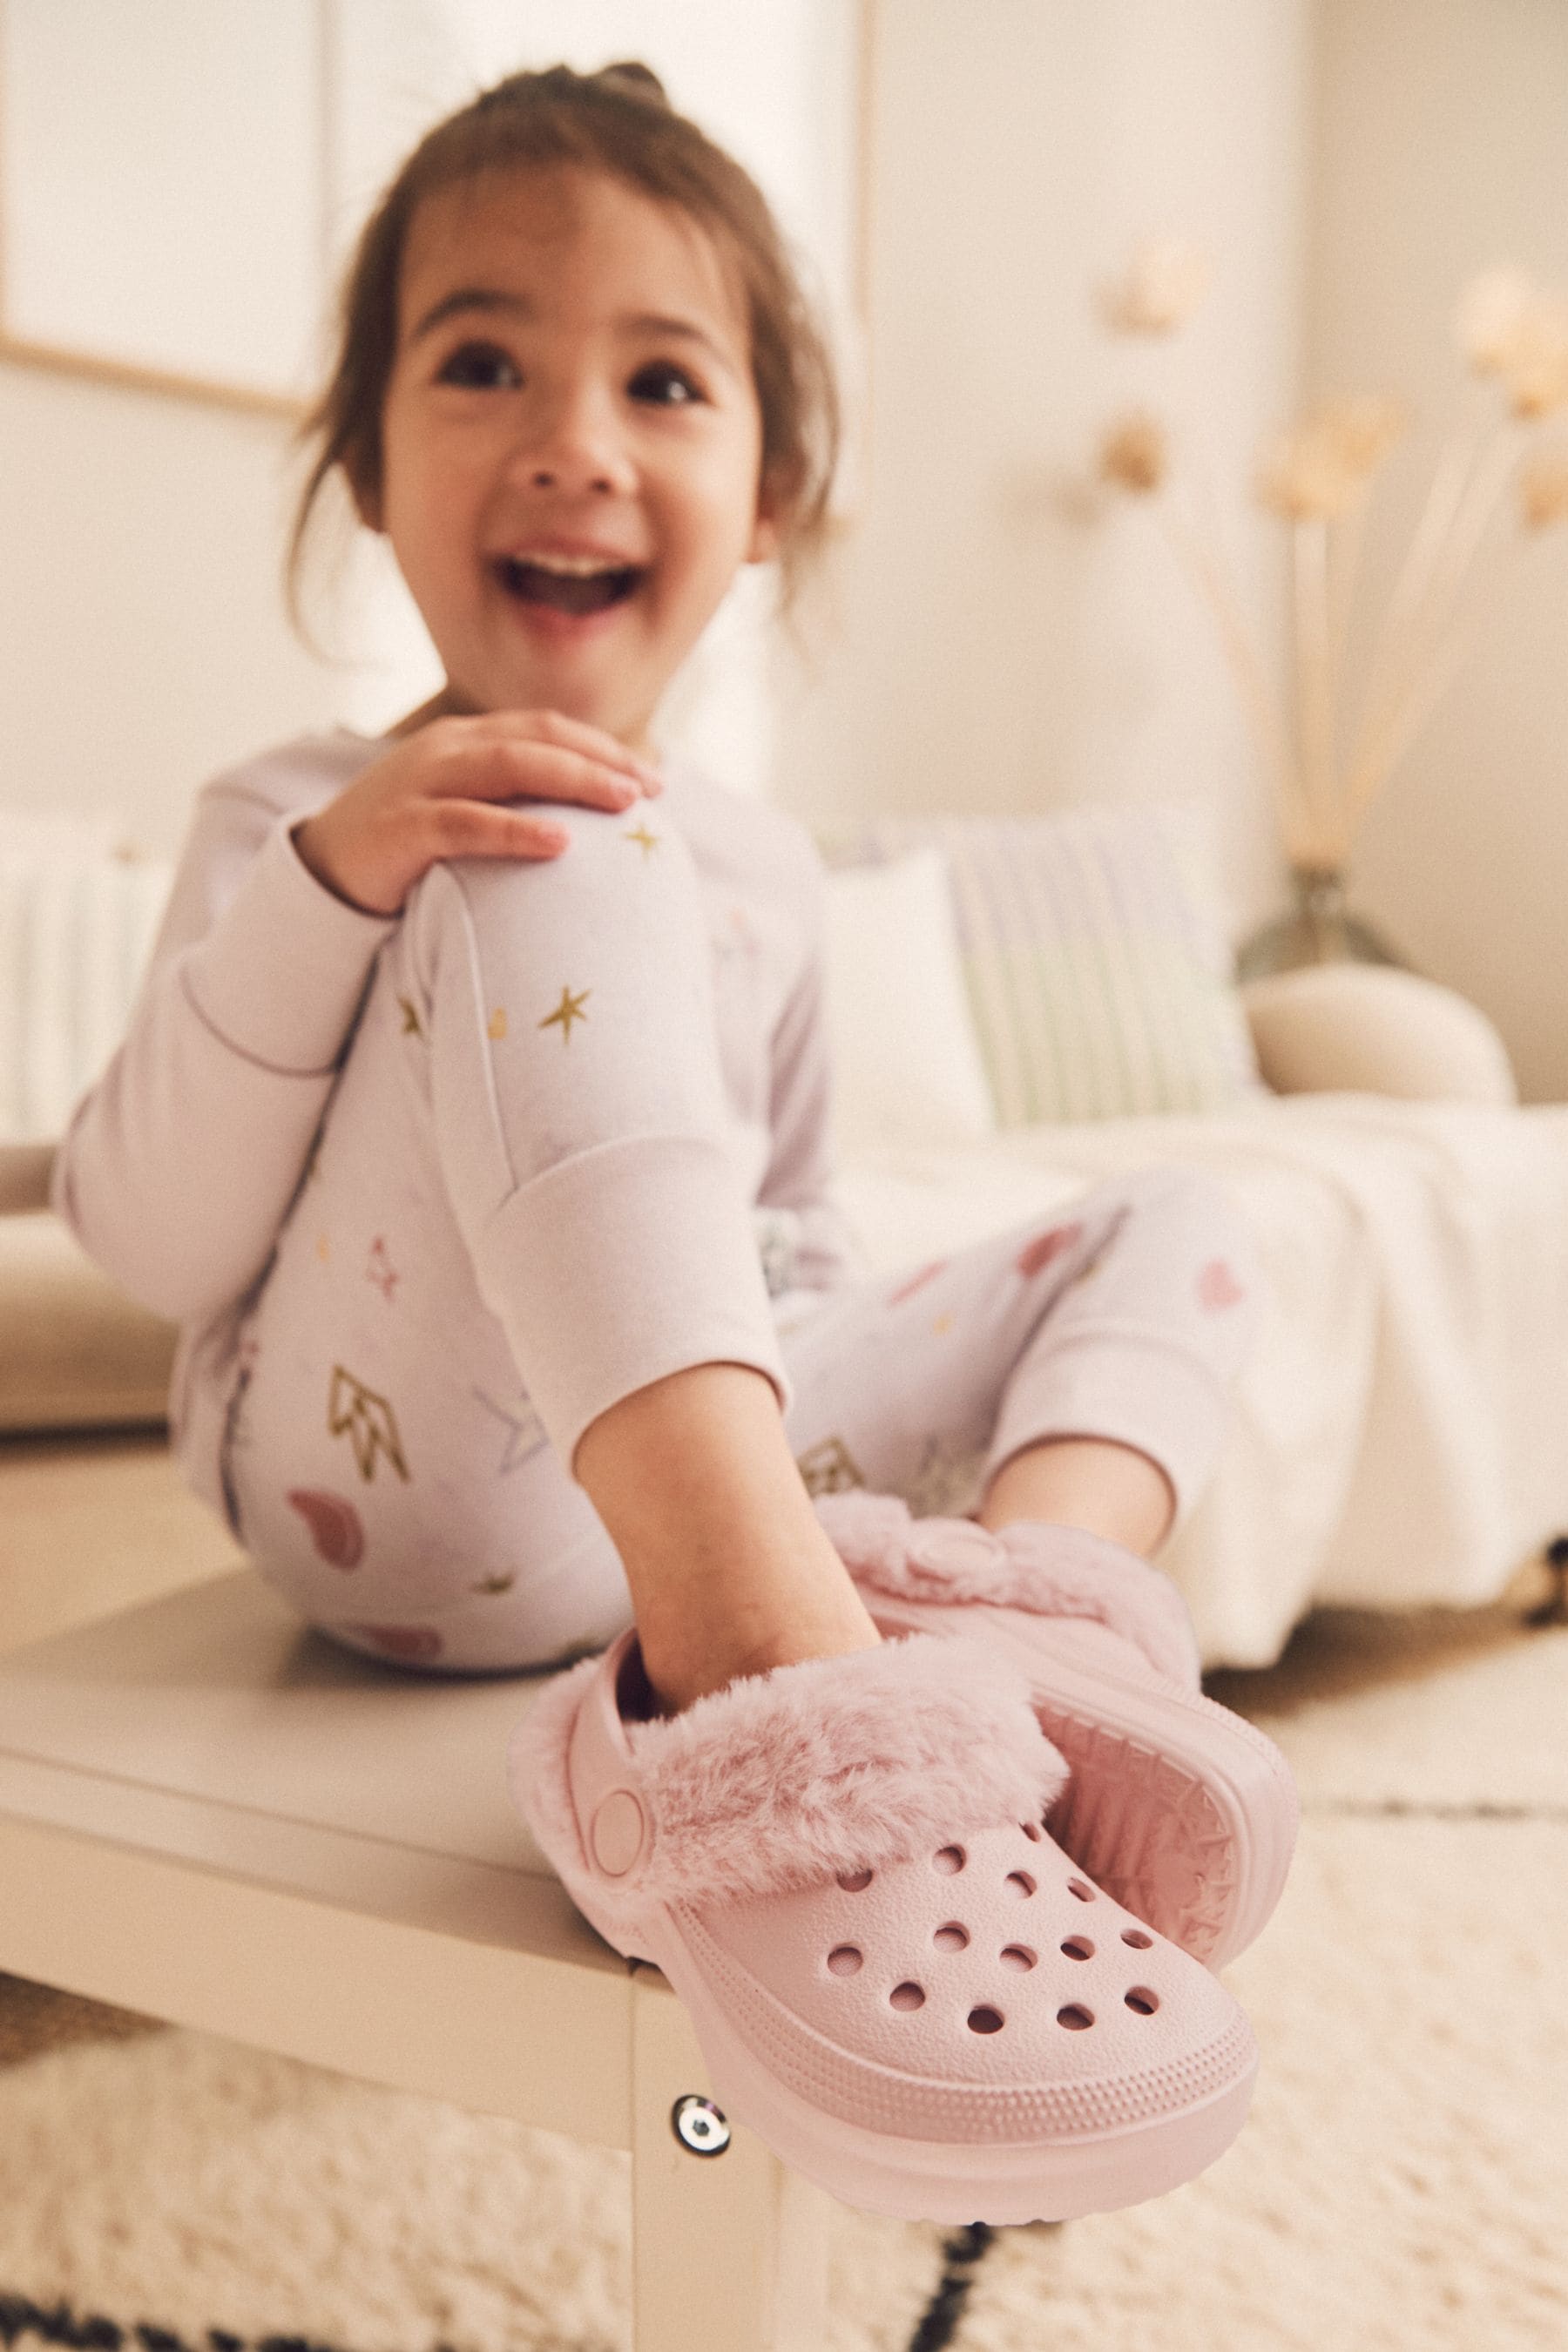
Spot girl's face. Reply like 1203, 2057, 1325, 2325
371, 164, 776, 751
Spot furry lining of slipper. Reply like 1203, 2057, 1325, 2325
814, 1492, 1201, 1689
510, 1630, 1068, 1907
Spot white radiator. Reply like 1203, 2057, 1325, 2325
0, 816, 173, 1144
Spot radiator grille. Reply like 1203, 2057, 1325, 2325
0, 821, 172, 1143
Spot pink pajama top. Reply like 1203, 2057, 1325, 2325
51, 730, 867, 1511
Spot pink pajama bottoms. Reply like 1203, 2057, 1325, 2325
216, 800, 1260, 1674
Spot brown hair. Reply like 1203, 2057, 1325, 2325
288, 60, 841, 620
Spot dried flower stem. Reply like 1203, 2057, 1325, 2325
1341, 615, 1477, 841
1293, 520, 1339, 860
1158, 497, 1310, 854
1347, 425, 1474, 767
1344, 419, 1520, 812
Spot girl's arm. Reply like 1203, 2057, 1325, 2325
51, 776, 395, 1328
756, 855, 869, 1294
52, 714, 665, 1329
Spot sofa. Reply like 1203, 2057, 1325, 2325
4, 807, 1564, 1672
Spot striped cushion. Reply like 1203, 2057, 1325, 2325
862, 807, 1263, 1125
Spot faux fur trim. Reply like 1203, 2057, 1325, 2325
510, 1631, 1067, 1909
814, 1492, 1200, 1689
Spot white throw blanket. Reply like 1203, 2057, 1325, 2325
834, 1093, 1568, 1668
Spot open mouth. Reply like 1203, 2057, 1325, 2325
497, 556, 645, 617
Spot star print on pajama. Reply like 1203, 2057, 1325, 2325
365, 1236, 399, 1302
472, 1383, 550, 1474
537, 984, 590, 1041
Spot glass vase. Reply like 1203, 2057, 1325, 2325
1235, 864, 1412, 984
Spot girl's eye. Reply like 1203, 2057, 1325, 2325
436, 341, 521, 390
629, 362, 705, 408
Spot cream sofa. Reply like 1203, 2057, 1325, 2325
4, 954, 1561, 1673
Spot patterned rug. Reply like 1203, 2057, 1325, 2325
2, 1564, 1565, 2352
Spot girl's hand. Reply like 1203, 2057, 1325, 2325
289, 709, 665, 917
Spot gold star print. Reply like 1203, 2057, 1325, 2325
795, 1435, 867, 1498
470, 1572, 517, 1596
398, 994, 425, 1040
623, 822, 661, 858
932, 1311, 956, 1335
315, 1233, 330, 1264
328, 1364, 410, 1484
488, 1007, 508, 1041
539, 983, 591, 1043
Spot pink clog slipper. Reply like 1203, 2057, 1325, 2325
814, 1494, 1298, 1970
509, 1625, 1257, 2223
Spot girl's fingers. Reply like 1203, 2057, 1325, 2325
422, 799, 571, 860
434, 738, 658, 812
471, 707, 663, 789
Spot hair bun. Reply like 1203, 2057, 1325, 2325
595, 59, 669, 105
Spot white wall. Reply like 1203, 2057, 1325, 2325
773, 0, 1315, 942
1307, 0, 1568, 1103
0, 364, 339, 858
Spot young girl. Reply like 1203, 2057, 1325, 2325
56, 63, 1293, 2223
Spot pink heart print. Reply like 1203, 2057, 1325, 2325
1197, 1258, 1246, 1311
1015, 1222, 1085, 1281
286, 1487, 364, 1569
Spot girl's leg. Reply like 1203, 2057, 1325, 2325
406, 802, 879, 1710
778, 1166, 1260, 1557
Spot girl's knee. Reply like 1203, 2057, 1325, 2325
430, 797, 704, 941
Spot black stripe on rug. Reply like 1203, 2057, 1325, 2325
3, 2248, 1013, 2352
903, 2221, 997, 2351
0, 2296, 349, 2352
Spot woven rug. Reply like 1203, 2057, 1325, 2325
2, 1565, 1565, 2352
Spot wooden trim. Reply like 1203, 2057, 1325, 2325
0, 330, 308, 421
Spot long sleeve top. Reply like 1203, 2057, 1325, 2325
51, 727, 867, 1504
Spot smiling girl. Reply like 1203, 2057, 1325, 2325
54, 64, 1293, 2220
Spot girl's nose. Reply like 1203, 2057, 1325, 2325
515, 391, 634, 498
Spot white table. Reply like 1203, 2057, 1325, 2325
0, 1562, 832, 2350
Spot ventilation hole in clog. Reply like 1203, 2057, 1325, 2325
1125, 1987, 1159, 2015
827, 1945, 862, 1977
968, 2006, 1004, 2034
1020, 1820, 1042, 1841
933, 1845, 966, 1874
933, 1923, 970, 1952
1004, 1871, 1036, 1897
1067, 1877, 1096, 1903
1056, 2004, 1095, 2031
836, 1868, 873, 1891
1121, 1928, 1153, 1949
999, 1945, 1036, 1970
889, 1982, 926, 2011
1060, 1936, 1094, 1962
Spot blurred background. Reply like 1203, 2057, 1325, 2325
3, 0, 1567, 1095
